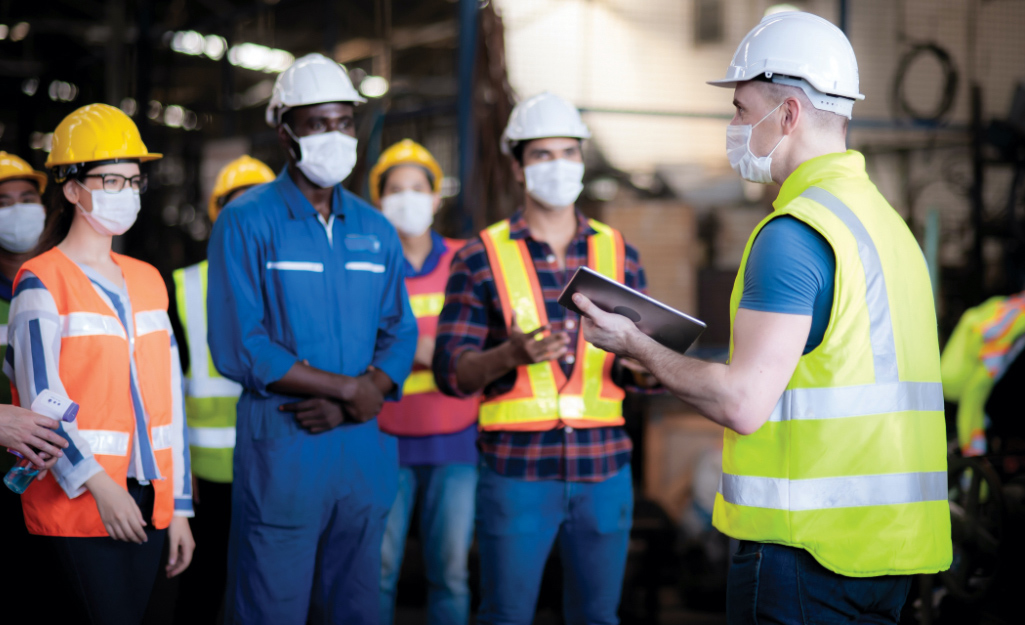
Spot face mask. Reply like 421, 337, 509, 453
285, 125, 358, 188
524, 159, 585, 210
381, 191, 435, 237
76, 183, 141, 236
726, 102, 786, 184
0, 203, 46, 253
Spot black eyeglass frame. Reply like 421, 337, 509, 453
80, 173, 149, 194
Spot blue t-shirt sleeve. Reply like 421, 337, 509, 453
739, 216, 835, 352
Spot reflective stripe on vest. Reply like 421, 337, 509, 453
175, 262, 239, 483
401, 292, 445, 396
477, 218, 625, 431
188, 426, 236, 449
61, 312, 126, 339
715, 175, 951, 576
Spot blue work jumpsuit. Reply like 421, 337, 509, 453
206, 169, 417, 624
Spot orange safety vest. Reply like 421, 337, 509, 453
378, 239, 480, 437
14, 248, 177, 537
478, 218, 626, 431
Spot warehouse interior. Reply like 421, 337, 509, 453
1, 1, 1025, 624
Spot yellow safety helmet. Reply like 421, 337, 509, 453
208, 155, 276, 222
0, 152, 47, 193
368, 139, 443, 205
46, 103, 161, 181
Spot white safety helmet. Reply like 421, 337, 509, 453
708, 11, 865, 119
501, 92, 591, 156
265, 53, 367, 127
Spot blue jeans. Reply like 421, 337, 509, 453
726, 541, 912, 625
476, 463, 633, 625
380, 464, 478, 625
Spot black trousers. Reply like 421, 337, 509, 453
173, 478, 233, 624
49, 479, 167, 625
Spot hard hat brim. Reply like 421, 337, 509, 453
45, 152, 163, 169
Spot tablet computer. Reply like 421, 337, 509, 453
558, 266, 706, 354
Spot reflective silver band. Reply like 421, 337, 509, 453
135, 309, 173, 338
151, 424, 174, 450
183, 265, 242, 400
767, 381, 943, 422
61, 312, 126, 340
800, 187, 898, 383
719, 470, 948, 511
79, 429, 130, 456
188, 426, 236, 449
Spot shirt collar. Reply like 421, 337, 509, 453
507, 208, 598, 242
275, 166, 348, 220
405, 231, 448, 278
775, 150, 869, 209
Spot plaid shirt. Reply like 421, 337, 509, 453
433, 209, 649, 482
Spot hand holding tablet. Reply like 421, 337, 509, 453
558, 266, 705, 355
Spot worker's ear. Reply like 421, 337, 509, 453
63, 180, 84, 209
511, 157, 525, 185
277, 125, 299, 162
781, 96, 801, 136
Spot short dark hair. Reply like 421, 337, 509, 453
511, 141, 526, 165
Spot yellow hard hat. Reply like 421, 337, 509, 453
0, 152, 47, 193
368, 139, 443, 204
208, 155, 276, 222
45, 103, 161, 180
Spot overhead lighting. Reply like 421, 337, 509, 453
171, 30, 205, 56
29, 132, 53, 152
21, 77, 38, 96
204, 34, 227, 60
765, 4, 801, 16
148, 100, 163, 120
164, 105, 185, 128
10, 22, 29, 42
48, 80, 78, 103
0, 25, 8, 40
359, 75, 389, 98
228, 42, 294, 73
120, 97, 138, 116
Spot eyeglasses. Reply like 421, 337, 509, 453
81, 173, 149, 194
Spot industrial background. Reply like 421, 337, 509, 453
1, 1, 1024, 623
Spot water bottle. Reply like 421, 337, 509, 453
4, 390, 79, 494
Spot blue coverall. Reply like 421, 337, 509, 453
206, 168, 417, 625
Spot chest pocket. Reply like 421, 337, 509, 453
342, 235, 387, 318
266, 257, 327, 344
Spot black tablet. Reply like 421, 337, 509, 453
558, 266, 706, 355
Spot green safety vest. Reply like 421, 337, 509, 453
173, 260, 241, 483
713, 150, 952, 577
940, 294, 1025, 456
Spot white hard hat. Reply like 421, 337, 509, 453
265, 53, 367, 127
501, 92, 591, 156
708, 11, 865, 119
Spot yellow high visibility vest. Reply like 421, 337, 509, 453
478, 217, 625, 431
173, 260, 241, 483
714, 151, 952, 576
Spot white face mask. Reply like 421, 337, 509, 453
285, 125, 358, 188
381, 190, 435, 238
524, 159, 585, 210
726, 102, 786, 184
0, 203, 46, 253
76, 183, 141, 236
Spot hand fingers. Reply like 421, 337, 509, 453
36, 469, 49, 481
523, 324, 551, 339
619, 358, 648, 373
126, 517, 148, 544
571, 293, 603, 320
279, 399, 318, 412
33, 416, 61, 431
106, 523, 125, 542
28, 434, 67, 460
17, 445, 46, 470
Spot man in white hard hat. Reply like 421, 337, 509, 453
433, 92, 655, 624
570, 11, 951, 624
206, 53, 418, 624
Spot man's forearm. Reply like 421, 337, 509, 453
267, 362, 350, 401
454, 342, 517, 396
627, 332, 748, 432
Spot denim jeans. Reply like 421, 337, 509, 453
726, 541, 912, 625
380, 463, 478, 625
476, 463, 633, 625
